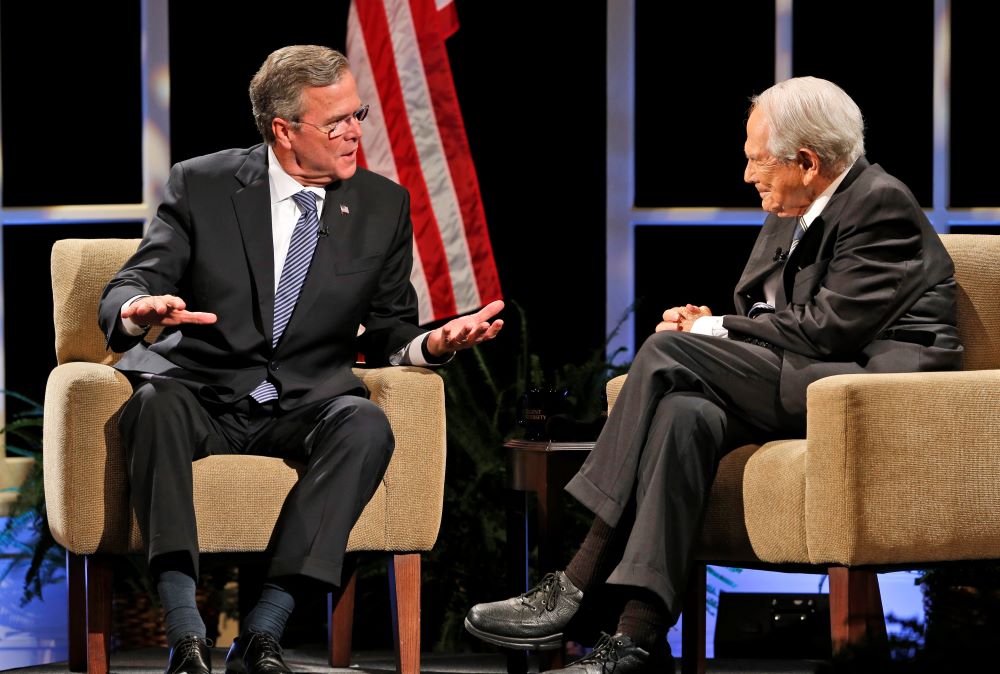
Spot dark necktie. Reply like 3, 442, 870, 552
250, 190, 321, 403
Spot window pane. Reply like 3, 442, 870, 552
168, 4, 349, 163
793, 0, 933, 206
634, 2, 774, 208
1, 5, 141, 206
950, 4, 1000, 207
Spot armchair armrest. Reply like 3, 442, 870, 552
353, 366, 446, 550
43, 362, 133, 554
805, 369, 1000, 565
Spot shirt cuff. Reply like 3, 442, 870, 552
120, 295, 152, 337
692, 315, 728, 338
389, 332, 454, 367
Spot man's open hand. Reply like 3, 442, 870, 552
426, 300, 504, 356
121, 295, 218, 327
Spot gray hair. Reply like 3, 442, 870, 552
750, 76, 865, 176
249, 45, 351, 144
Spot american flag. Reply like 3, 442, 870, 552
348, 0, 502, 324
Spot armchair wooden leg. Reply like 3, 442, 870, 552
829, 567, 887, 658
67, 552, 87, 672
85, 555, 113, 674
681, 562, 706, 674
388, 553, 421, 674
329, 568, 358, 667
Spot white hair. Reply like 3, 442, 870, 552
750, 76, 865, 176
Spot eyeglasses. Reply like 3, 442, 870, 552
294, 104, 370, 139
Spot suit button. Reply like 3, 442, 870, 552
270, 360, 279, 371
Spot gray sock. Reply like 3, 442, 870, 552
242, 582, 296, 640
157, 569, 206, 647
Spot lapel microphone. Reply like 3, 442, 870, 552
318, 225, 329, 237
773, 247, 788, 262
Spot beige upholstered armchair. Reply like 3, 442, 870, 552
606, 233, 1000, 672
44, 239, 446, 674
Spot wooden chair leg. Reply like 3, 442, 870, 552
67, 551, 87, 671
388, 553, 421, 674
329, 568, 358, 667
829, 567, 888, 658
85, 555, 113, 674
681, 562, 706, 674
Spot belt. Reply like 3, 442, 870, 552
876, 329, 936, 347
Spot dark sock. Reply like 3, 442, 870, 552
157, 569, 206, 647
242, 581, 297, 640
564, 515, 621, 592
616, 587, 669, 652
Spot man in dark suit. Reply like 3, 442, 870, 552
99, 45, 502, 674
464, 76, 962, 673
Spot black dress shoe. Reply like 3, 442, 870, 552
166, 635, 212, 674
464, 570, 583, 650
553, 633, 672, 674
224, 631, 292, 674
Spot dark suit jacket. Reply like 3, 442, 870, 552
99, 144, 425, 410
722, 158, 963, 417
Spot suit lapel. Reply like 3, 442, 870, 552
232, 145, 276, 346
806, 157, 868, 234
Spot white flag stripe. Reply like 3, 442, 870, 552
348, 5, 400, 185
349, 3, 433, 322
383, 0, 481, 311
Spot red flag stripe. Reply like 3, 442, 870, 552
353, 0, 458, 318
435, 0, 459, 38
408, 0, 502, 305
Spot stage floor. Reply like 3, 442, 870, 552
2, 647, 836, 674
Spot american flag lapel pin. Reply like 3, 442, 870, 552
340, 203, 350, 215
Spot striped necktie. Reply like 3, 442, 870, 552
250, 189, 321, 403
788, 216, 808, 255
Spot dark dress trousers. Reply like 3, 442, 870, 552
98, 144, 425, 585
566, 158, 964, 618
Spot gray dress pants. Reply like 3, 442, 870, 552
565, 330, 803, 618
118, 378, 394, 587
